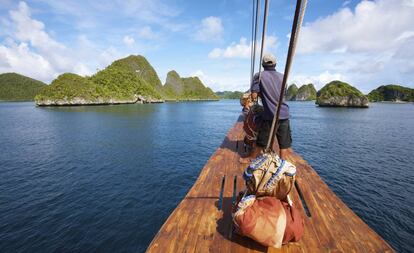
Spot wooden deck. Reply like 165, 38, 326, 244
147, 115, 394, 252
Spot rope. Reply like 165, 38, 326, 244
250, 0, 261, 95
265, 0, 308, 152
249, 0, 257, 86
257, 0, 270, 84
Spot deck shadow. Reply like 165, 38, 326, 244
220, 136, 251, 157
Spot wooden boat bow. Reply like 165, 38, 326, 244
147, 115, 394, 252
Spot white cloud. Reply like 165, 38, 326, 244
138, 26, 159, 40
190, 69, 248, 92
0, 41, 56, 81
209, 36, 278, 59
0, 2, 125, 82
123, 35, 135, 46
194, 16, 224, 42
9, 2, 71, 71
291, 71, 346, 90
293, 0, 414, 91
298, 0, 414, 54
191, 70, 212, 86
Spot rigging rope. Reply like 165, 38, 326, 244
265, 0, 308, 152
249, 0, 256, 86
250, 0, 261, 90
257, 0, 270, 84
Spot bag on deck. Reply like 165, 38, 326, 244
243, 104, 264, 146
243, 152, 296, 199
233, 195, 304, 248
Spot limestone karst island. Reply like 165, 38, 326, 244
32, 55, 218, 106
1, 64, 413, 107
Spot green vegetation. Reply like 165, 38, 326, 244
35, 73, 104, 102
164, 70, 218, 100
317, 80, 364, 100
316, 80, 369, 107
285, 83, 316, 101
0, 73, 46, 101
35, 55, 217, 104
296, 83, 316, 101
215, 91, 244, 99
91, 64, 161, 100
285, 84, 298, 100
367, 85, 414, 102
109, 55, 163, 91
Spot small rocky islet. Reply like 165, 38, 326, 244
367, 85, 414, 102
285, 81, 413, 108
315, 80, 369, 108
285, 81, 367, 107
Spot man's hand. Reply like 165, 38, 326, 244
251, 92, 258, 103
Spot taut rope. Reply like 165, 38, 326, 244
265, 0, 308, 152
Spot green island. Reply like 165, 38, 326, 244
215, 91, 244, 99
316, 80, 369, 107
0, 73, 46, 101
285, 83, 316, 101
367, 85, 414, 102
164, 70, 218, 101
285, 84, 298, 101
34, 55, 218, 106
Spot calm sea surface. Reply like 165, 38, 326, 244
0, 100, 413, 252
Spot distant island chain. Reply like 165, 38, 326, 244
0, 55, 413, 107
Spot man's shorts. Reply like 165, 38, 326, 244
256, 119, 292, 149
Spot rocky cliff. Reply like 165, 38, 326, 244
163, 70, 218, 100
295, 83, 317, 101
316, 80, 369, 108
285, 83, 316, 101
285, 84, 298, 101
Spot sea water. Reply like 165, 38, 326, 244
0, 100, 413, 252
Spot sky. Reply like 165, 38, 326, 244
0, 0, 413, 93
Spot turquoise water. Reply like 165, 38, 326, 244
0, 100, 413, 252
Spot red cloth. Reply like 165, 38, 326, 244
282, 201, 304, 244
234, 196, 304, 248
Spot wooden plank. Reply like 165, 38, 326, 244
146, 116, 394, 253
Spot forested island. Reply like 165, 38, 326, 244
316, 80, 369, 107
368, 85, 414, 102
215, 91, 244, 99
34, 55, 218, 106
2, 58, 413, 107
284, 81, 413, 107
285, 83, 316, 101
0, 73, 46, 101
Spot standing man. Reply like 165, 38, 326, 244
247, 52, 292, 161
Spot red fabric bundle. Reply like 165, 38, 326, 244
233, 195, 304, 248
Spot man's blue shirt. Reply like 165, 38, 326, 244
251, 66, 290, 120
